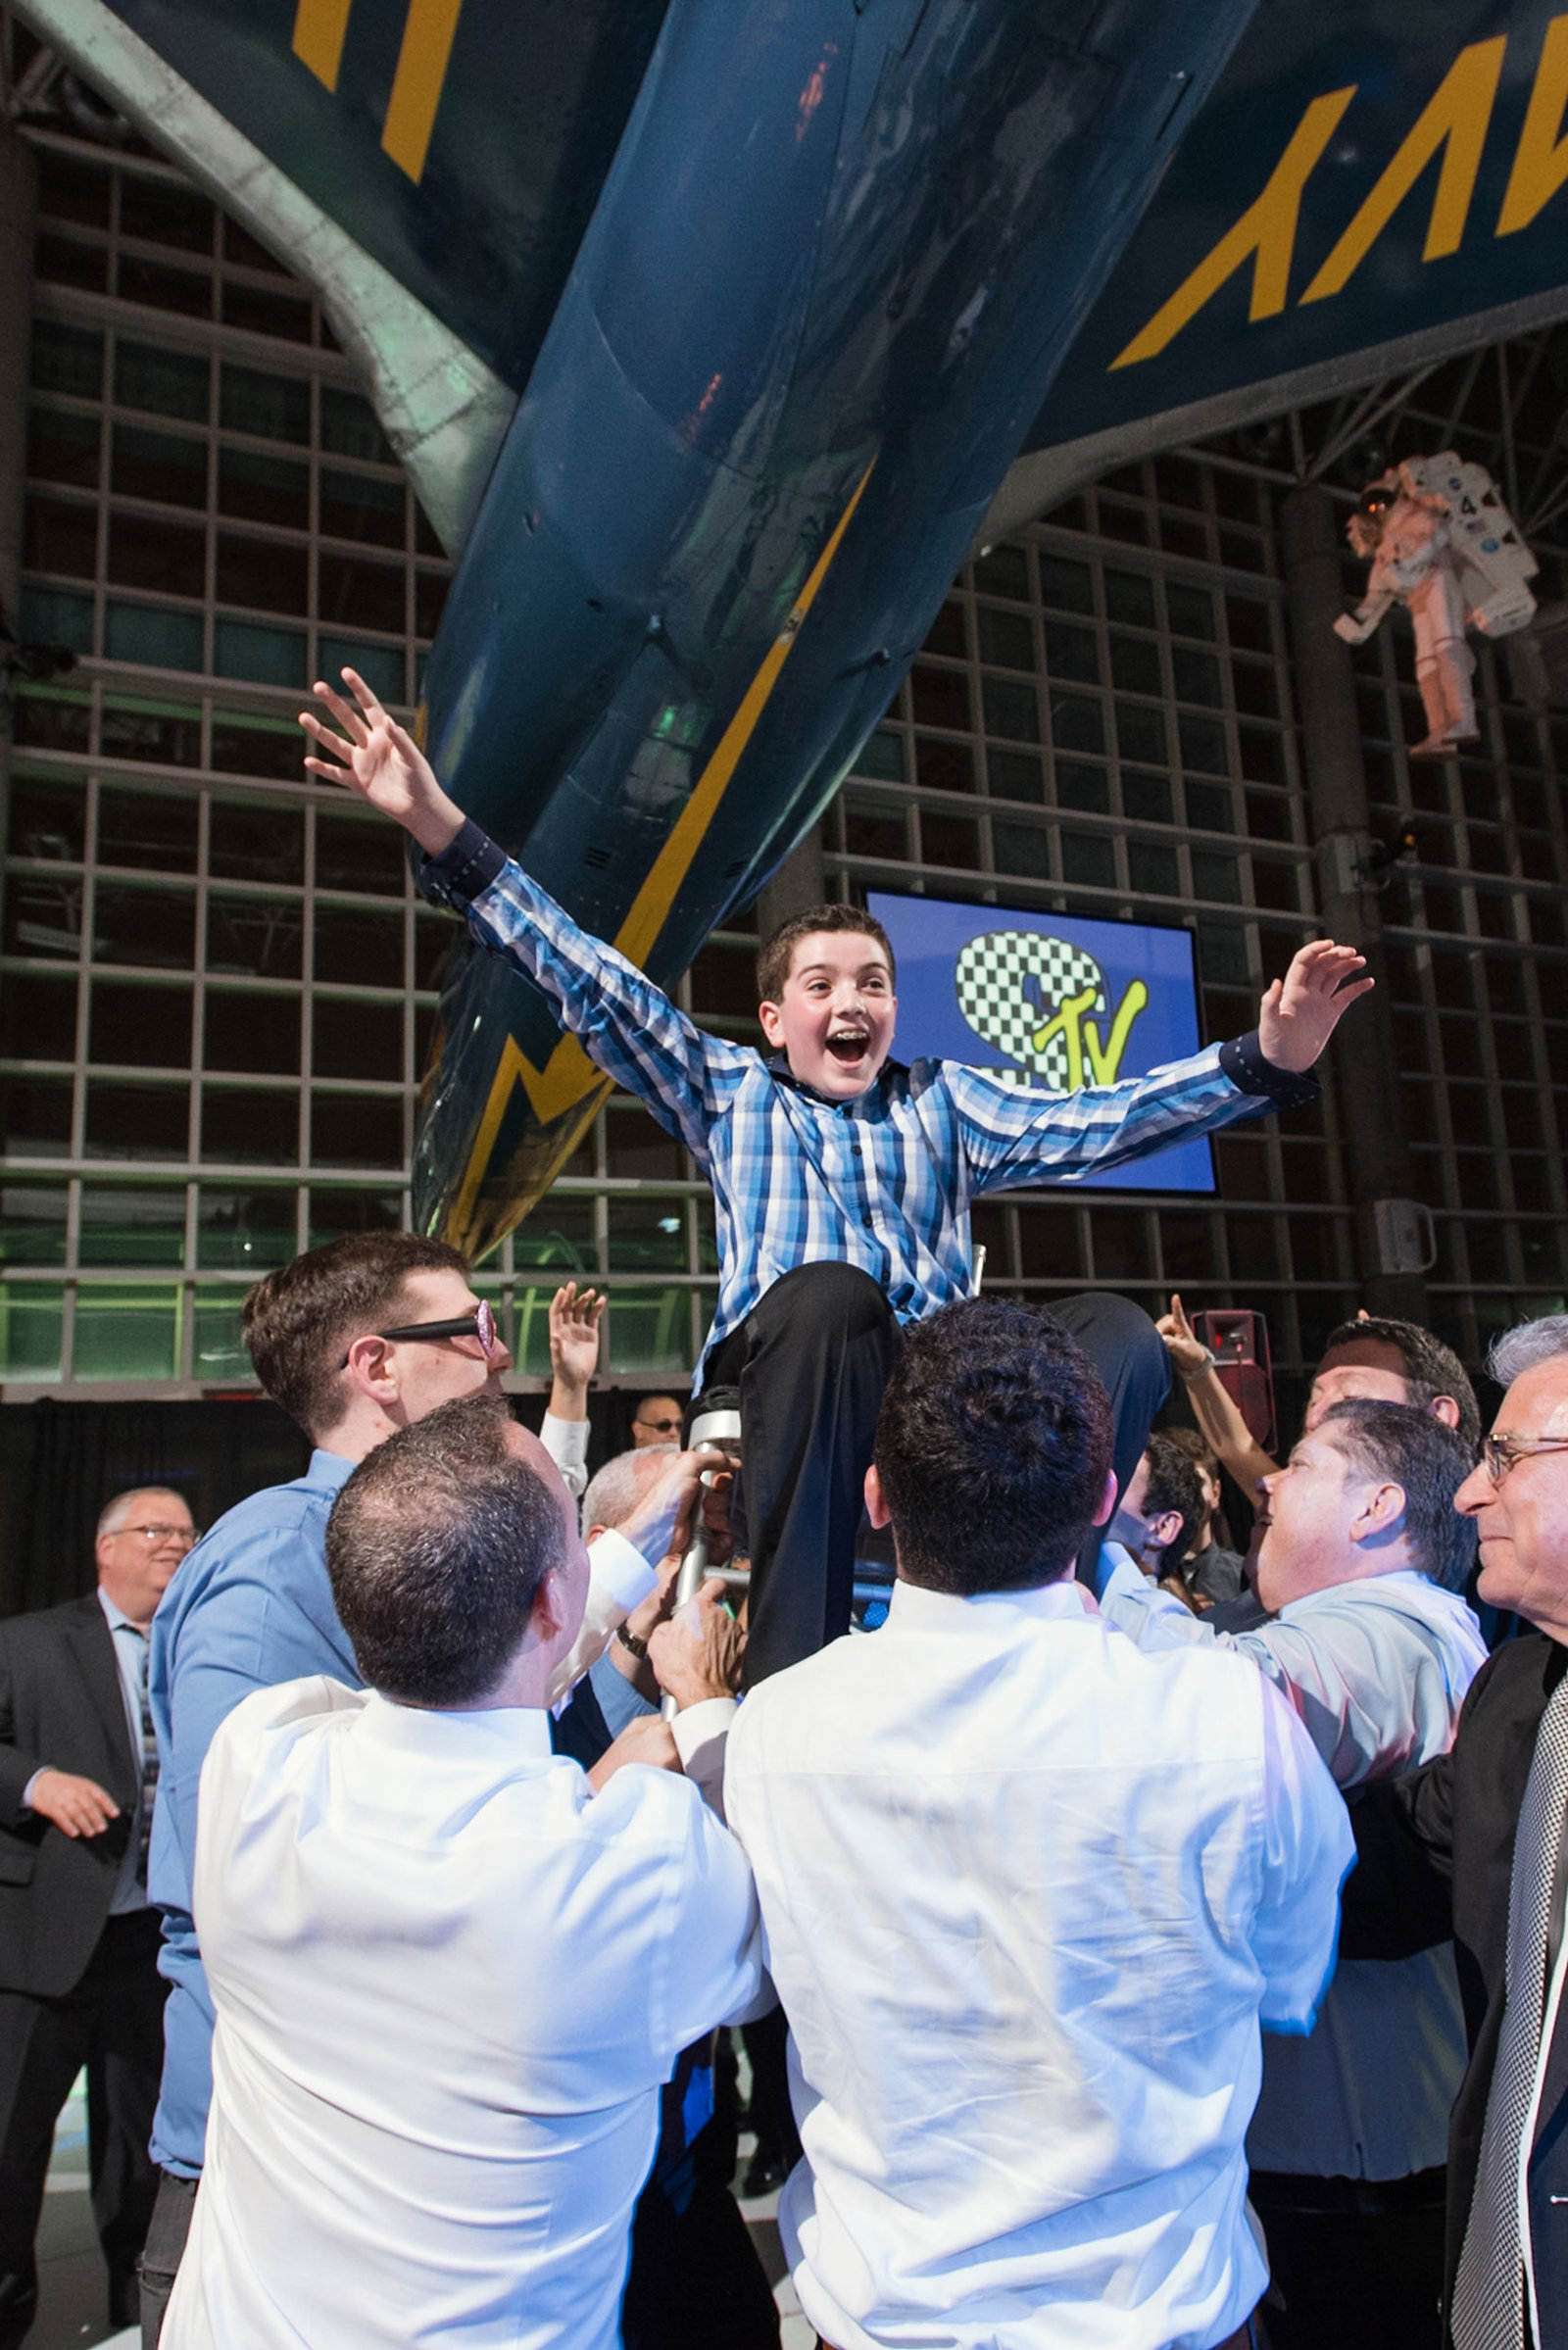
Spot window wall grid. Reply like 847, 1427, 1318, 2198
5, 130, 1567, 1394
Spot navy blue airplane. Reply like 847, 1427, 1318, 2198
18, 0, 1568, 1254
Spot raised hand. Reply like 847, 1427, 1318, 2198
1155, 1294, 1211, 1380
1257, 941, 1373, 1072
548, 1282, 604, 1400
298, 667, 465, 856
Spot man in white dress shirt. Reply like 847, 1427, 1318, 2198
712, 1298, 1351, 2350
161, 1392, 762, 2350
1099, 1400, 1486, 2347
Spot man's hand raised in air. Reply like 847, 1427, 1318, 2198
299, 667, 466, 858
1258, 941, 1374, 1072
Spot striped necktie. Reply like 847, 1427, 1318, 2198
1450, 1674, 1568, 2350
132, 1628, 160, 1886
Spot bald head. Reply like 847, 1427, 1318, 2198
581, 1445, 675, 1539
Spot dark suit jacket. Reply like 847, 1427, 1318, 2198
0, 1591, 141, 1997
1340, 1631, 1568, 2349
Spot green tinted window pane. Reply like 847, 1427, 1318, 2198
0, 1282, 65, 1379
1198, 924, 1250, 986
73, 1283, 181, 1379
105, 602, 204, 671
1191, 851, 1242, 904
19, 585, 94, 653
0, 1186, 69, 1266
319, 388, 394, 464
192, 1288, 251, 1380
992, 820, 1051, 880
511, 1203, 595, 1277
1056, 762, 1109, 813
604, 1286, 693, 1376
218, 446, 309, 527
317, 637, 403, 704
1129, 842, 1180, 897
116, 341, 208, 421
306, 1190, 404, 1250
214, 620, 307, 688
209, 800, 305, 884
607, 1199, 687, 1272
319, 467, 405, 545
78, 1186, 186, 1266
32, 320, 105, 399
983, 677, 1041, 743
508, 1284, 556, 1378
0, 1075, 74, 1154
112, 424, 207, 506
853, 727, 905, 782
1061, 833, 1115, 888
220, 364, 309, 443
1179, 714, 1230, 776
198, 1188, 298, 1270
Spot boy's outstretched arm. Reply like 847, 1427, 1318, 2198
298, 670, 750, 1151
955, 937, 1375, 1190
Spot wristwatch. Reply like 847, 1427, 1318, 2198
615, 1623, 649, 1659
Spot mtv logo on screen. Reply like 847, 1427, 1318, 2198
868, 891, 1216, 1195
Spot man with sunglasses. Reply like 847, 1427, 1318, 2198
1340, 1313, 1568, 2350
0, 1486, 196, 2347
140, 1234, 709, 2345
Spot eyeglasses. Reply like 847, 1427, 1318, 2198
1482, 1434, 1568, 1485
111, 1523, 200, 1547
340, 1300, 501, 1369
635, 1415, 683, 1436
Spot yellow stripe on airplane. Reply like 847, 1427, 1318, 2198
382, 0, 466, 181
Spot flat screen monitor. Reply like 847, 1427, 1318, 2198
867, 890, 1217, 1195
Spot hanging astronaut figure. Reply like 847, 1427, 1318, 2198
1333, 454, 1538, 759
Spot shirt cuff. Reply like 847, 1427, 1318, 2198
418, 817, 507, 912
670, 1696, 738, 1763
586, 1526, 658, 1615
540, 1412, 589, 1498
22, 1769, 45, 1809
1218, 1030, 1321, 1111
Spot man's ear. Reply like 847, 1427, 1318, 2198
1149, 1509, 1184, 1554
758, 999, 786, 1048
528, 1564, 572, 1646
341, 1334, 397, 1403
1093, 1467, 1118, 1529
864, 1462, 891, 1530
1348, 1479, 1405, 1544
1430, 1395, 1462, 1432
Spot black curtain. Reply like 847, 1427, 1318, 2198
0, 1387, 676, 1619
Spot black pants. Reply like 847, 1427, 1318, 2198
137, 2168, 197, 2349
708, 1268, 1167, 1686
0, 1907, 168, 2349
1249, 2167, 1446, 2350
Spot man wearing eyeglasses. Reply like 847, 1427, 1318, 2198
140, 1234, 710, 2345
0, 1486, 196, 2348
1341, 1313, 1568, 2350
632, 1395, 686, 1448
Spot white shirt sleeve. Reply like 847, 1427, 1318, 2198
1251, 1676, 1355, 2033
671, 1697, 737, 1822
538, 1412, 589, 1500
544, 1527, 659, 1709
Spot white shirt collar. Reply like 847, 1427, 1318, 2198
886, 1572, 1098, 1630
354, 1687, 555, 1762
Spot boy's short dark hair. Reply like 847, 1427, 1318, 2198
1319, 1398, 1478, 1592
756, 903, 896, 1005
243, 1233, 470, 1440
326, 1393, 562, 1706
1141, 1435, 1204, 1564
1319, 1315, 1481, 1453
874, 1298, 1112, 1594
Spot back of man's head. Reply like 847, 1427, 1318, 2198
1320, 1398, 1478, 1591
1141, 1436, 1204, 1566
1319, 1315, 1481, 1452
326, 1393, 561, 1707
874, 1299, 1112, 1593
244, 1233, 470, 1440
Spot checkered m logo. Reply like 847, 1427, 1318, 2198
956, 931, 1108, 1092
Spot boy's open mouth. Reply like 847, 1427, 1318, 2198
826, 1031, 869, 1063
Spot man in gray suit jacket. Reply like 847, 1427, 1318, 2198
0, 1488, 195, 2347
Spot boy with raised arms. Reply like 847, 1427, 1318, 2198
301, 668, 1372, 1683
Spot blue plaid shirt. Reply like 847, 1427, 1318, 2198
427, 824, 1315, 1382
